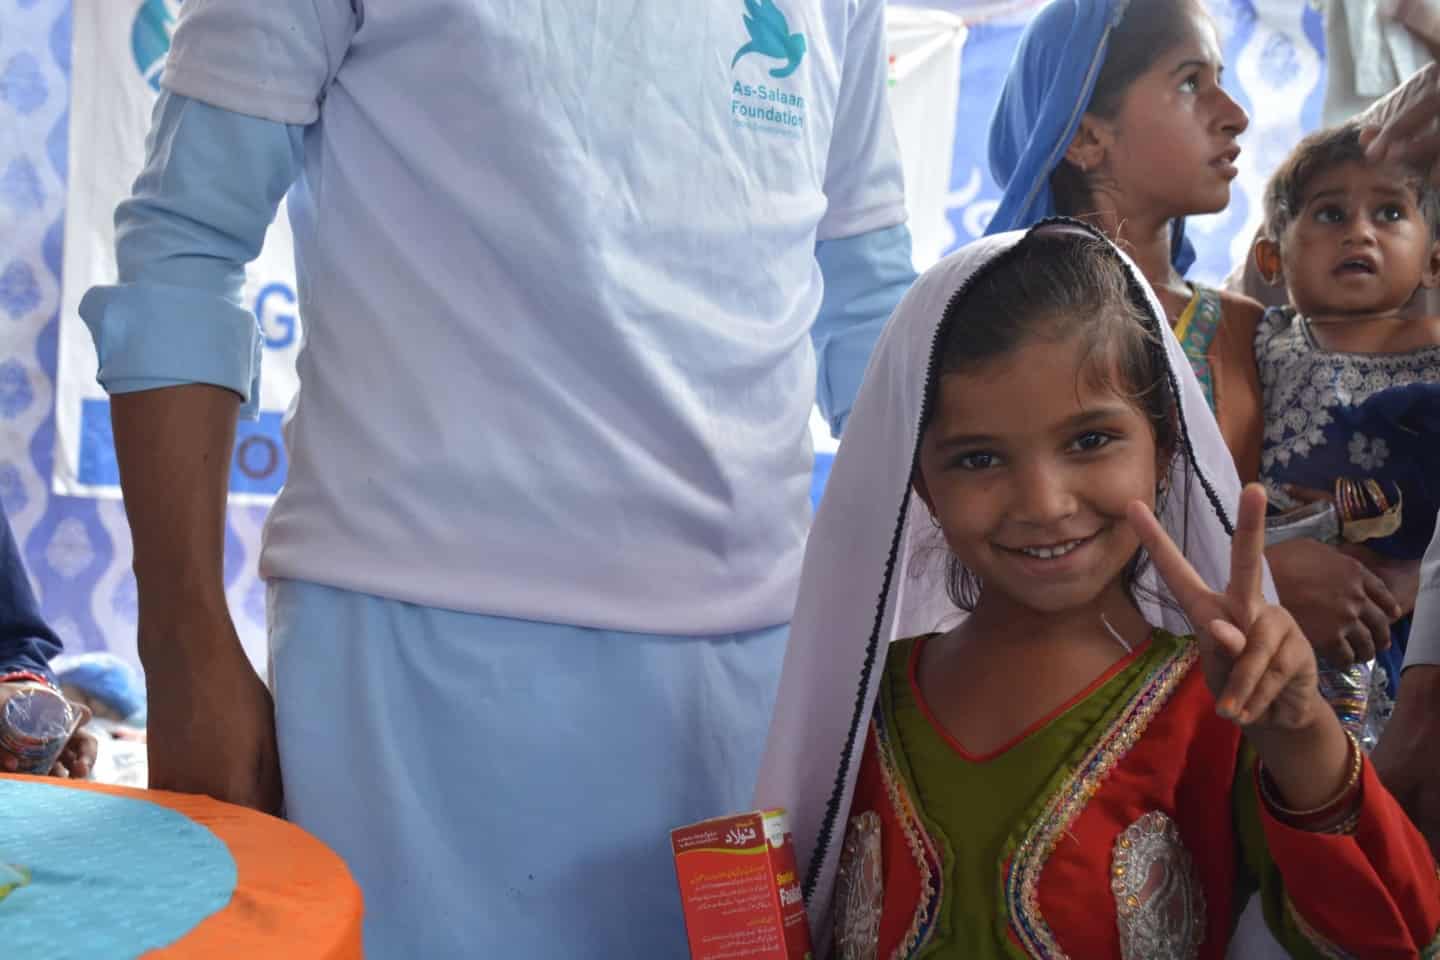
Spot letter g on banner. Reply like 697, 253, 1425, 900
255, 283, 298, 350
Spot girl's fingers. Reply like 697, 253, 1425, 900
1127, 501, 1214, 621
1205, 617, 1248, 659
1235, 637, 1305, 726
1209, 616, 1279, 719
1199, 618, 1247, 718
1225, 484, 1269, 624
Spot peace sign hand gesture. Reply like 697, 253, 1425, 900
1126, 484, 1323, 733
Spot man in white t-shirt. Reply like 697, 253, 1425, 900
78, 1, 916, 954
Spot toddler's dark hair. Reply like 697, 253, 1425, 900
921, 227, 1178, 611
1263, 123, 1440, 241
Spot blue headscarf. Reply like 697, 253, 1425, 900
985, 0, 1196, 274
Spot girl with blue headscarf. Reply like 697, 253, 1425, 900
986, 0, 1264, 483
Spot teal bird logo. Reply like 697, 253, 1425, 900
732, 0, 806, 79
132, 0, 181, 92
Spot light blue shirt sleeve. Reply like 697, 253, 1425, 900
1403, 510, 1440, 670
77, 91, 304, 419
812, 222, 917, 437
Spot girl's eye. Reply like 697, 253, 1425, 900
1377, 204, 1405, 222
1179, 73, 1200, 94
1071, 431, 1113, 453
1315, 205, 1345, 224
954, 451, 999, 471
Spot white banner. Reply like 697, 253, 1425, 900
886, 6, 967, 272
813, 6, 965, 457
55, 1, 962, 490
56, 0, 300, 504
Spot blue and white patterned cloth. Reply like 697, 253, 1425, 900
1257, 306, 1440, 562
1256, 305, 1440, 703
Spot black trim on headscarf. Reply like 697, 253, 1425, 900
802, 217, 1234, 900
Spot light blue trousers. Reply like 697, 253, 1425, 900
269, 579, 787, 958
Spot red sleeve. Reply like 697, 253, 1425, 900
1260, 757, 1440, 957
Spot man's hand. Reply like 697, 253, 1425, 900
1266, 537, 1402, 667
1388, 0, 1440, 59
1361, 60, 1440, 184
142, 613, 282, 813
110, 385, 279, 813
1374, 665, 1440, 854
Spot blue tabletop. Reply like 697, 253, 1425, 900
0, 778, 237, 959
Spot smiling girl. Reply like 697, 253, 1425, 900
754, 223, 1440, 958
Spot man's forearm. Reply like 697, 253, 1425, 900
111, 385, 240, 664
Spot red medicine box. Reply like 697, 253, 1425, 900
671, 809, 814, 960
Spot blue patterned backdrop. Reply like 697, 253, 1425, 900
0, 0, 1330, 675
0, 0, 270, 671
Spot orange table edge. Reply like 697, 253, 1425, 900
4, 774, 363, 959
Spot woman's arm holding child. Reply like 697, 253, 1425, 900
1211, 291, 1266, 485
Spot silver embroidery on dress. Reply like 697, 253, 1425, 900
1256, 309, 1440, 480
1348, 433, 1389, 471
1111, 811, 1205, 960
834, 811, 884, 960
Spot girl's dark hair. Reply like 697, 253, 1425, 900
1051, 0, 1204, 216
921, 228, 1178, 611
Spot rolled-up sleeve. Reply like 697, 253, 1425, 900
812, 224, 915, 437
78, 92, 304, 418
161, 0, 357, 126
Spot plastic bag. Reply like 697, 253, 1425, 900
0, 685, 83, 775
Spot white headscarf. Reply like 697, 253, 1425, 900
754, 221, 1277, 948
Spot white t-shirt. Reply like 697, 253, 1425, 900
161, 0, 906, 634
